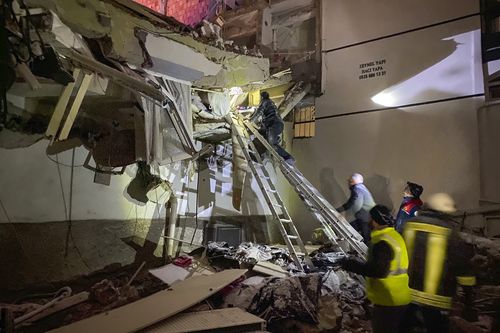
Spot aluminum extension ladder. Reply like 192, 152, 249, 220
239, 115, 368, 259
230, 114, 313, 271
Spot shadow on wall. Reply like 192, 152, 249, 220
319, 168, 347, 206
364, 174, 393, 210
121, 203, 165, 264
242, 171, 275, 244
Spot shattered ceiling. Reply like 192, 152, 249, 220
1, 0, 318, 209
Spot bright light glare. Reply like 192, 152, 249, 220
370, 29, 482, 108
229, 87, 244, 95
371, 92, 396, 107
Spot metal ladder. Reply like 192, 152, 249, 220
229, 114, 313, 270
240, 115, 368, 259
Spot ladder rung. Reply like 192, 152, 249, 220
272, 203, 282, 207
280, 219, 292, 223
287, 235, 298, 240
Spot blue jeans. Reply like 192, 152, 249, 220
260, 121, 292, 160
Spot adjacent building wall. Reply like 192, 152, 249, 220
290, 0, 484, 239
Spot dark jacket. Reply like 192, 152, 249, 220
395, 197, 423, 233
403, 210, 476, 309
337, 183, 376, 221
250, 98, 283, 128
341, 241, 392, 278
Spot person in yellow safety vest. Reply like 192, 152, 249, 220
339, 204, 411, 333
401, 193, 477, 333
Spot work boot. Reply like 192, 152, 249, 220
285, 157, 296, 166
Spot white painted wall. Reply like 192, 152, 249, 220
478, 103, 500, 203
0, 138, 276, 223
322, 0, 478, 51
0, 142, 168, 222
290, 0, 485, 238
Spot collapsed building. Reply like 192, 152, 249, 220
0, 0, 499, 332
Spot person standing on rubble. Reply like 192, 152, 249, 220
394, 182, 424, 234
339, 205, 411, 333
401, 193, 477, 333
336, 173, 376, 243
249, 91, 295, 165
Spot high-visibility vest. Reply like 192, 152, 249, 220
403, 219, 476, 309
366, 227, 411, 306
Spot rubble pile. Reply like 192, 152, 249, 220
193, 19, 264, 57
0, 240, 371, 333
462, 234, 500, 284
207, 241, 289, 266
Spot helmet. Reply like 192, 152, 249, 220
407, 182, 424, 198
260, 91, 270, 99
427, 193, 457, 213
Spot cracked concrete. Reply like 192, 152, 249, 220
27, 0, 269, 88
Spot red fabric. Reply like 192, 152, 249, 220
218, 275, 246, 296
402, 198, 423, 215
173, 255, 193, 268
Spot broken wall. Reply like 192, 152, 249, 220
289, 0, 485, 239
0, 137, 281, 289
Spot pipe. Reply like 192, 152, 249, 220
14, 287, 72, 325
166, 195, 179, 257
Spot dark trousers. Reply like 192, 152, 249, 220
350, 218, 371, 244
400, 303, 449, 333
372, 304, 408, 333
259, 121, 292, 160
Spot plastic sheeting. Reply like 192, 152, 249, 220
141, 77, 194, 166
208, 91, 231, 117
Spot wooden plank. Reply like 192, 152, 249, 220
25, 292, 89, 323
141, 308, 265, 333
46, 68, 81, 137
49, 269, 247, 333
58, 73, 93, 140
253, 261, 288, 278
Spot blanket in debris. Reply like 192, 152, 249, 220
223, 274, 322, 323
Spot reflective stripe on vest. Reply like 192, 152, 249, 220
366, 227, 411, 306
380, 233, 408, 276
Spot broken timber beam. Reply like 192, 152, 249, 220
58, 72, 93, 140
46, 68, 82, 138
52, 41, 164, 101
279, 82, 311, 119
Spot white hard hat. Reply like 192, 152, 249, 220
427, 193, 457, 213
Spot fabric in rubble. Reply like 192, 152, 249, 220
206, 241, 291, 266
311, 251, 345, 270
223, 274, 322, 324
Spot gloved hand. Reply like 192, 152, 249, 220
337, 257, 354, 272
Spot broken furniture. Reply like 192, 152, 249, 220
49, 269, 247, 333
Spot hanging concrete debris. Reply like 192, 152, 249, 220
279, 81, 311, 119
